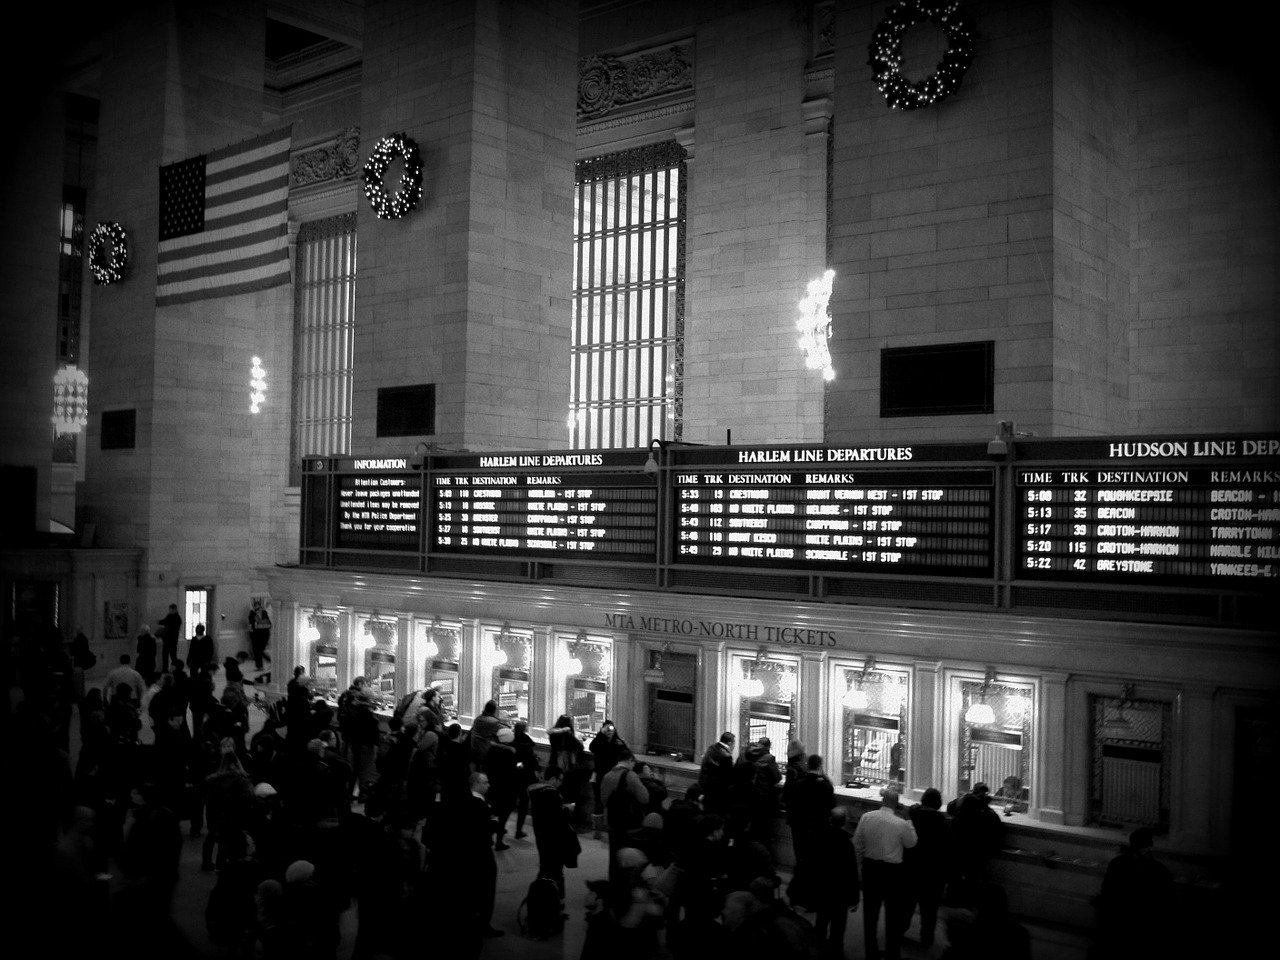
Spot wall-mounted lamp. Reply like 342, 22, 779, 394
563, 630, 586, 677
490, 624, 512, 667
643, 642, 670, 685
739, 646, 767, 699
965, 667, 999, 725
644, 438, 664, 476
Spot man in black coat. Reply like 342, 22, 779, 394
788, 753, 835, 867
904, 787, 949, 948
808, 807, 860, 957
529, 765, 579, 904
698, 731, 736, 816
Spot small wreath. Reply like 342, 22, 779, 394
867, 0, 977, 111
88, 221, 129, 285
363, 133, 424, 219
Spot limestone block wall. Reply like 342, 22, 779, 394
1049, 0, 1134, 434
827, 0, 1057, 442
0, 91, 63, 535
354, 0, 576, 456
1128, 15, 1280, 432
81, 0, 284, 644
684, 0, 827, 445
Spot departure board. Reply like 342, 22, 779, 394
429, 451, 657, 562
1015, 436, 1280, 582
668, 444, 995, 576
333, 459, 423, 553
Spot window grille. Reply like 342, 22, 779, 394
1089, 694, 1171, 831
290, 213, 356, 485
571, 142, 686, 449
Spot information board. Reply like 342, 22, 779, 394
669, 444, 995, 576
429, 452, 657, 561
1014, 436, 1280, 582
333, 459, 423, 552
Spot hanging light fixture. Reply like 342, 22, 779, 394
965, 667, 998, 725
563, 630, 586, 677
52, 365, 90, 434
422, 616, 441, 658
300, 606, 321, 645
740, 647, 766, 699
1109, 683, 1136, 731
842, 656, 876, 711
491, 625, 510, 667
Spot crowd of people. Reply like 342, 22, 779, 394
8, 619, 1176, 960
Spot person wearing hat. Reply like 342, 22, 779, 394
484, 723, 519, 850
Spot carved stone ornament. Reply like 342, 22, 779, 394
363, 618, 397, 645
578, 44, 693, 121
291, 126, 361, 187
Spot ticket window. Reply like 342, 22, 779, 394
488, 626, 532, 724
356, 618, 399, 711
734, 654, 799, 750
559, 634, 612, 736
644, 648, 698, 761
1088, 692, 1171, 831
419, 618, 461, 720
957, 675, 1034, 807
312, 643, 339, 701
839, 665, 909, 790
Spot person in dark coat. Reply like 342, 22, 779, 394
451, 771, 503, 939
187, 623, 214, 674
549, 713, 584, 773
733, 737, 782, 844
530, 765, 580, 903
136, 625, 158, 685
787, 753, 835, 868
903, 786, 949, 948
158, 604, 182, 674
1095, 826, 1175, 959
805, 807, 860, 957
948, 782, 1002, 908
698, 731, 736, 816
512, 719, 541, 838
285, 666, 314, 753
589, 719, 630, 812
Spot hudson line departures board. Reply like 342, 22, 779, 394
428, 451, 657, 562
666, 443, 996, 576
1014, 436, 1280, 582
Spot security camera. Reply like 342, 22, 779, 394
986, 438, 1008, 456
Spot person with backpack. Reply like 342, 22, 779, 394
600, 748, 648, 884
529, 766, 580, 904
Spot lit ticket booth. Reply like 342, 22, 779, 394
733, 650, 799, 749
558, 630, 612, 736
836, 659, 909, 790
956, 669, 1035, 810
417, 616, 461, 720
298, 608, 341, 702
488, 623, 532, 724
356, 616, 400, 712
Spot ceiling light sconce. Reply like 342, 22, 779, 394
644, 438, 664, 476
249, 356, 267, 414
422, 615, 441, 658
842, 656, 876, 711
965, 667, 998, 725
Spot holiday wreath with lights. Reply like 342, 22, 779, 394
363, 132, 424, 219
88, 221, 129, 285
867, 0, 977, 111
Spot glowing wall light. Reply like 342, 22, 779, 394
52, 365, 89, 434
796, 269, 836, 381
250, 356, 267, 413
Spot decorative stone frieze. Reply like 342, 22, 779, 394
290, 126, 361, 188
578, 44, 693, 121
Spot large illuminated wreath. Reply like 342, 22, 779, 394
867, 0, 977, 111
88, 221, 129, 285
363, 132, 424, 219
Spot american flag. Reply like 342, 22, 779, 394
155, 126, 292, 307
